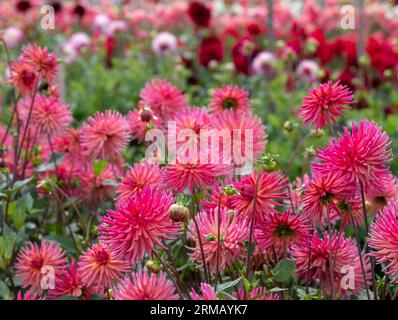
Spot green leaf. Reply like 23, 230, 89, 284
0, 281, 11, 299
3, 177, 33, 196
272, 259, 296, 283
35, 154, 65, 172
0, 224, 17, 264
216, 277, 242, 294
10, 193, 33, 229
93, 160, 108, 177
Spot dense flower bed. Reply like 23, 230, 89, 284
1, 0, 398, 301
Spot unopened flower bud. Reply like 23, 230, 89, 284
223, 185, 239, 196
167, 204, 189, 222
358, 54, 370, 68
139, 107, 155, 123
312, 129, 324, 139
205, 234, 216, 241
283, 121, 294, 133
146, 260, 161, 273
383, 69, 393, 79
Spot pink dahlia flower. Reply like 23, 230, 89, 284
20, 44, 58, 83
255, 210, 310, 254
114, 271, 179, 300
79, 244, 129, 293
291, 231, 371, 298
298, 81, 353, 130
313, 120, 392, 195
15, 241, 67, 294
209, 85, 251, 115
232, 169, 288, 222
117, 163, 163, 202
99, 188, 180, 262
369, 202, 398, 283
188, 209, 248, 273
152, 32, 178, 56
139, 79, 188, 122
18, 94, 72, 137
302, 171, 356, 225
48, 259, 94, 300
8, 60, 38, 94
191, 283, 218, 300
80, 110, 131, 161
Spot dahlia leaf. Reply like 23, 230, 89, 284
216, 277, 242, 294
273, 259, 296, 283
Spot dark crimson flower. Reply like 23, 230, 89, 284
187, 1, 211, 28
198, 36, 223, 67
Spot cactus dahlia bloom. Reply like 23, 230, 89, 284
291, 231, 371, 298
15, 241, 67, 294
191, 283, 218, 300
368, 202, 398, 283
80, 110, 131, 162
188, 209, 248, 273
78, 244, 129, 293
18, 94, 72, 137
231, 169, 288, 222
99, 188, 180, 262
48, 259, 94, 300
20, 44, 58, 83
255, 210, 310, 254
302, 171, 356, 225
211, 109, 267, 162
209, 85, 251, 115
139, 79, 188, 121
298, 81, 353, 130
114, 271, 179, 300
313, 120, 392, 195
116, 163, 163, 202
8, 60, 38, 94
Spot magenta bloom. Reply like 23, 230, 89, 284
18, 94, 72, 137
188, 209, 248, 273
313, 120, 392, 194
232, 169, 288, 221
99, 188, 180, 262
369, 202, 398, 283
291, 231, 371, 297
209, 85, 250, 115
302, 171, 355, 225
21, 44, 58, 82
211, 109, 267, 161
48, 259, 94, 300
15, 241, 67, 294
139, 79, 188, 122
117, 163, 163, 202
298, 81, 353, 130
114, 271, 179, 300
79, 244, 128, 293
191, 283, 218, 300
80, 110, 131, 161
15, 290, 42, 300
255, 210, 310, 254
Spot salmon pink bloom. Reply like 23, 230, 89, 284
298, 81, 353, 130
15, 241, 67, 294
255, 210, 310, 254
21, 44, 58, 82
188, 209, 248, 273
116, 163, 163, 201
8, 60, 38, 94
191, 283, 218, 300
48, 259, 94, 300
302, 171, 355, 225
209, 85, 250, 115
79, 244, 128, 293
139, 79, 188, 122
313, 120, 392, 195
114, 271, 179, 300
232, 170, 288, 222
80, 110, 130, 161
369, 202, 398, 283
18, 94, 72, 137
99, 188, 180, 262
291, 231, 371, 298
